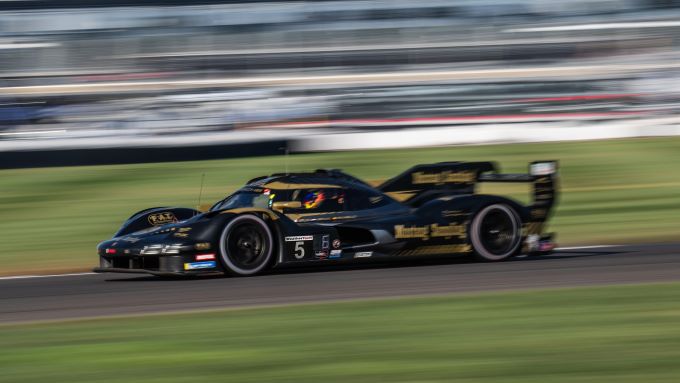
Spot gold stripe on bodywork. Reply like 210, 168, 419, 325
287, 212, 358, 222
385, 191, 417, 202
219, 208, 279, 220
262, 181, 343, 189
397, 244, 472, 256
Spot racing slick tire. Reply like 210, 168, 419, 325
218, 214, 275, 276
470, 203, 522, 262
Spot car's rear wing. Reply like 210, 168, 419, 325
478, 161, 558, 221
378, 161, 559, 217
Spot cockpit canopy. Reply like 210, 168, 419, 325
210, 181, 398, 214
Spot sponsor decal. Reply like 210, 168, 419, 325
321, 235, 330, 250
285, 235, 314, 242
411, 170, 476, 185
287, 238, 313, 260
332, 239, 341, 249
394, 224, 466, 240
354, 251, 372, 258
195, 253, 216, 261
315, 250, 329, 260
329, 249, 342, 259
525, 234, 540, 252
174, 233, 190, 238
194, 242, 211, 250
530, 162, 556, 176
263, 188, 271, 195
105, 248, 117, 254
148, 212, 178, 226
122, 236, 141, 243
124, 249, 131, 254
539, 241, 555, 252
183, 261, 216, 270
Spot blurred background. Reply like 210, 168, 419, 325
3, 3, 680, 382
2, 0, 680, 163
2, 0, 680, 274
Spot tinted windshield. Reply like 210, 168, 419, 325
211, 191, 273, 211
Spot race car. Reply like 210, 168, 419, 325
94, 161, 558, 277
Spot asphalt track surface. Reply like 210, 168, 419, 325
1, 243, 680, 324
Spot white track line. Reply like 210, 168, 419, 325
0, 272, 96, 281
0, 246, 620, 280
555, 245, 621, 251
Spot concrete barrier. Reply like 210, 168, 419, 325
290, 117, 680, 152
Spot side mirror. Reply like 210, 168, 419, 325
271, 201, 302, 212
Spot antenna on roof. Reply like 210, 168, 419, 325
196, 173, 206, 214
279, 145, 290, 175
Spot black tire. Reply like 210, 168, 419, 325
470, 204, 522, 261
218, 214, 275, 276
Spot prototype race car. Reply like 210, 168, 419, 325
95, 161, 558, 277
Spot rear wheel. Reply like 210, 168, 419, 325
470, 204, 521, 261
219, 214, 274, 276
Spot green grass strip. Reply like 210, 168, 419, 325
1, 137, 679, 274
2, 282, 680, 382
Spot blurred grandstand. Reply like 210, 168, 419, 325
2, 0, 680, 162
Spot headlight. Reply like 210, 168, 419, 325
140, 244, 183, 255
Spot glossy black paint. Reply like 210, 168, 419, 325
94, 161, 558, 276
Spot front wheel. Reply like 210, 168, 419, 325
218, 214, 275, 276
470, 204, 522, 261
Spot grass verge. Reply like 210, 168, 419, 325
1, 137, 679, 274
2, 282, 680, 382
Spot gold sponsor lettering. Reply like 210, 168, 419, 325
411, 171, 476, 185
148, 212, 178, 226
394, 225, 430, 239
194, 242, 211, 250
394, 224, 466, 240
430, 224, 466, 238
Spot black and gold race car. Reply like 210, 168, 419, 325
94, 161, 558, 277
